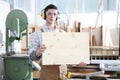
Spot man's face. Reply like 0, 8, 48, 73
45, 9, 58, 24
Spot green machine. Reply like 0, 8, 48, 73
4, 9, 34, 80
4, 54, 33, 80
5, 9, 29, 53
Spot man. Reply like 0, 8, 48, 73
29, 4, 86, 80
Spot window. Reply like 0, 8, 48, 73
104, 0, 116, 11
83, 0, 99, 13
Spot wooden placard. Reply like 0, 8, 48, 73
42, 32, 90, 65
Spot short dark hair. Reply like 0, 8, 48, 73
44, 4, 58, 13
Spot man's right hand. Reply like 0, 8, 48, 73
36, 44, 46, 57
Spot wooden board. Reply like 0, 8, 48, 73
42, 32, 90, 65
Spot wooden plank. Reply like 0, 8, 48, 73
42, 32, 90, 65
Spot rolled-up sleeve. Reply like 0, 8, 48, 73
28, 30, 42, 61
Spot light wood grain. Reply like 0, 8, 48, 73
42, 32, 90, 65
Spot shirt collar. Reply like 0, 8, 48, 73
42, 24, 57, 32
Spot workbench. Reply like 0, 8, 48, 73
65, 64, 118, 80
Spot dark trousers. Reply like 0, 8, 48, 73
40, 65, 62, 80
